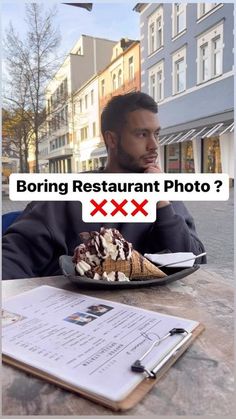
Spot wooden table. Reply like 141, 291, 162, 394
2, 267, 234, 416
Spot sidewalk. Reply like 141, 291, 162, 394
2, 189, 234, 280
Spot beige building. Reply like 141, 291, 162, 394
86, 38, 141, 164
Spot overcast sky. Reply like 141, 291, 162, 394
2, 1, 140, 62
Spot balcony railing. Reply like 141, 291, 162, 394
47, 146, 74, 159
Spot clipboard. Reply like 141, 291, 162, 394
2, 323, 204, 411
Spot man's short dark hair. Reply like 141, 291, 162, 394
101, 91, 158, 139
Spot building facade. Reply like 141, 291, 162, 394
73, 75, 102, 172
40, 35, 116, 173
91, 39, 141, 164
134, 3, 234, 181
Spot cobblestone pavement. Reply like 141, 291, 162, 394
2, 189, 234, 279
184, 188, 234, 280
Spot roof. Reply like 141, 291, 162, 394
133, 3, 148, 13
62, 3, 93, 12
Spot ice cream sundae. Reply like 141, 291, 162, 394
72, 227, 166, 282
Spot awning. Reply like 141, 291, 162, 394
202, 123, 224, 138
219, 122, 234, 136
159, 121, 234, 146
90, 146, 107, 159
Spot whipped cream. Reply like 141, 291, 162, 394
72, 228, 133, 280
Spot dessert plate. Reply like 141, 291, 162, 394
59, 255, 199, 289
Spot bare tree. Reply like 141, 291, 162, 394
4, 3, 61, 172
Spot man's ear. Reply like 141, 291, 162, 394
104, 131, 118, 150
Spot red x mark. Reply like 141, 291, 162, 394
131, 199, 148, 216
111, 199, 128, 216
90, 199, 108, 216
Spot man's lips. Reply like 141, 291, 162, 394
143, 155, 158, 163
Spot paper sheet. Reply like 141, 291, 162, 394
145, 252, 197, 267
2, 286, 198, 402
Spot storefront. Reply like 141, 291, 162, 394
160, 119, 234, 181
164, 140, 195, 173
49, 157, 72, 173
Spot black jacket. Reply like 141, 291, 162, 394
2, 200, 206, 279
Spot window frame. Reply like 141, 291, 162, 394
80, 126, 88, 141
197, 3, 222, 20
118, 68, 122, 87
172, 46, 187, 95
148, 60, 164, 102
101, 79, 105, 97
172, 3, 187, 38
197, 22, 224, 84
128, 56, 134, 80
148, 5, 164, 55
112, 73, 117, 91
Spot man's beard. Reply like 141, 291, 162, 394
116, 141, 145, 173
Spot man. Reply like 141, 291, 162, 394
2, 92, 206, 279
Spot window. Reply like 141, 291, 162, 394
156, 17, 162, 50
181, 141, 195, 173
148, 6, 164, 54
172, 3, 186, 38
79, 99, 82, 113
88, 159, 93, 171
200, 43, 209, 81
197, 22, 223, 83
81, 161, 87, 172
166, 143, 181, 173
198, 3, 220, 19
150, 74, 156, 100
128, 56, 134, 80
64, 78, 68, 93
65, 105, 68, 124
80, 126, 88, 141
93, 122, 96, 137
176, 59, 185, 92
149, 60, 164, 101
172, 47, 186, 94
203, 137, 222, 173
118, 69, 122, 87
85, 95, 88, 109
101, 79, 105, 97
91, 90, 94, 105
149, 22, 155, 54
157, 70, 163, 101
212, 37, 221, 76
112, 73, 117, 91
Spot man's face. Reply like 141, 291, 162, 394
115, 109, 160, 173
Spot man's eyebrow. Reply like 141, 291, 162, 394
134, 127, 161, 132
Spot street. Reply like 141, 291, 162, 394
2, 189, 234, 280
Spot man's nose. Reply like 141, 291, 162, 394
147, 133, 158, 150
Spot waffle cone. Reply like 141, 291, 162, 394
96, 250, 166, 280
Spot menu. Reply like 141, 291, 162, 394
2, 286, 199, 404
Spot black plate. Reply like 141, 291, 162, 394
59, 255, 199, 289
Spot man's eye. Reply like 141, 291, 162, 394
137, 132, 146, 138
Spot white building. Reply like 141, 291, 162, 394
41, 35, 116, 173
73, 74, 103, 172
